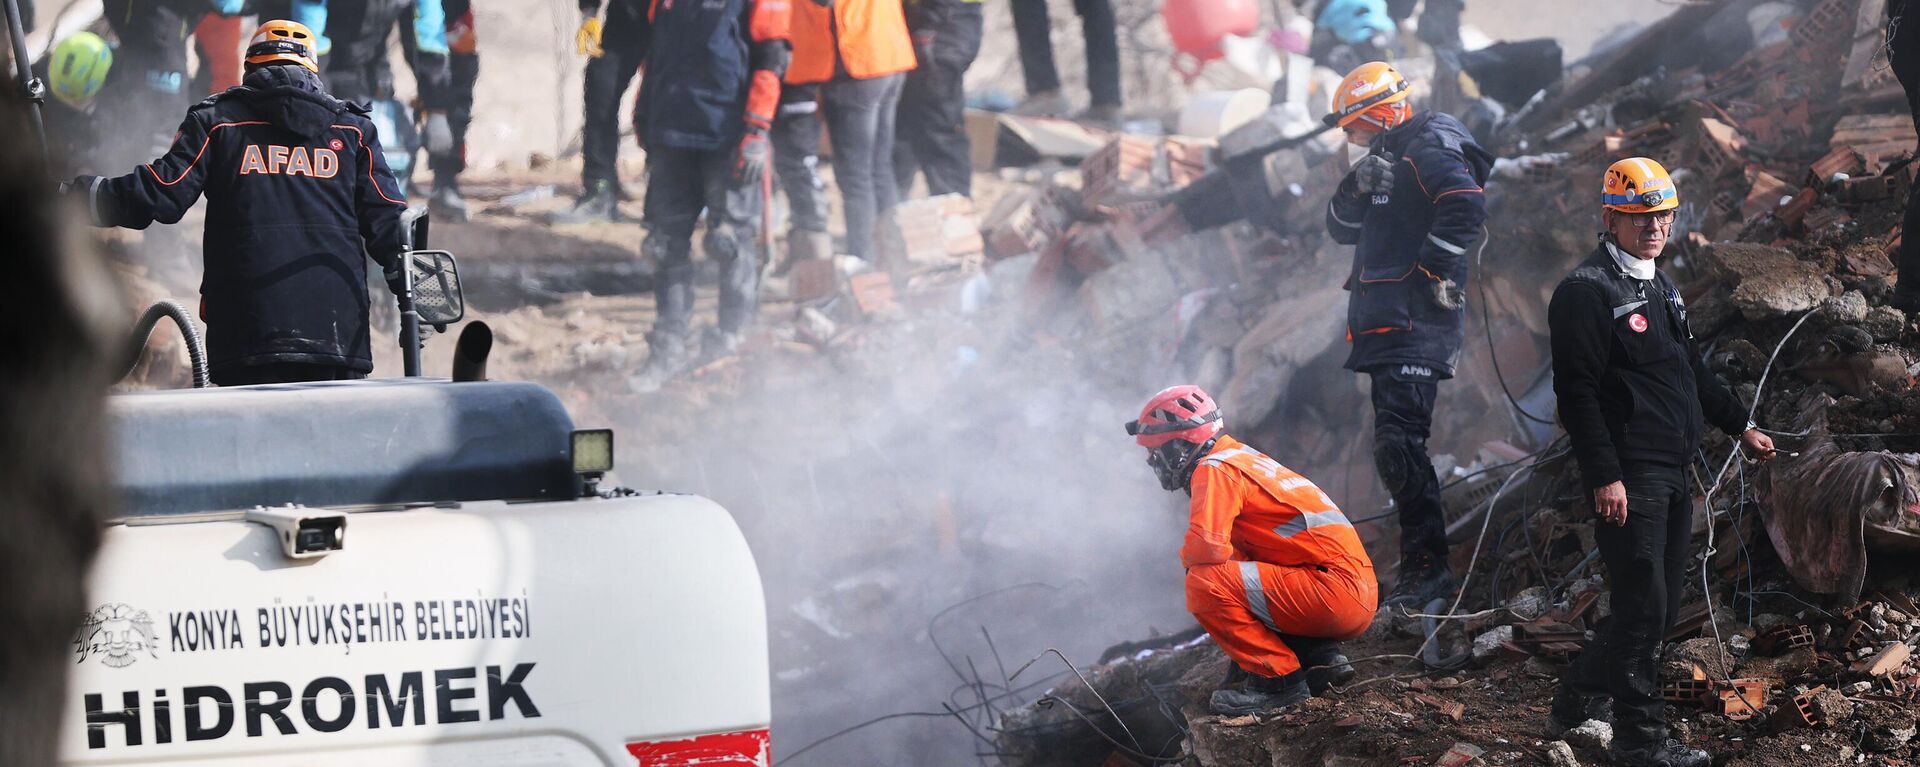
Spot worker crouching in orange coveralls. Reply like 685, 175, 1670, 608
1127, 385, 1379, 715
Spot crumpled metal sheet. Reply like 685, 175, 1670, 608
1760, 396, 1920, 605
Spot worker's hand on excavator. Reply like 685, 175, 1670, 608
1740, 428, 1777, 461
1593, 481, 1628, 527
576, 15, 605, 57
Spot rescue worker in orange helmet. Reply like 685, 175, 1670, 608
1545, 159, 1773, 767
1127, 385, 1378, 715
1323, 61, 1493, 612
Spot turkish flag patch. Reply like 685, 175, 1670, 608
329, 138, 345, 151
1628, 314, 1649, 333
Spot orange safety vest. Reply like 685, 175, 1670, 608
785, 0, 916, 85
1181, 436, 1375, 577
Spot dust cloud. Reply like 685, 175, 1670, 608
599, 264, 1205, 764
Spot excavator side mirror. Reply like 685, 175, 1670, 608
407, 250, 464, 327
406, 207, 432, 251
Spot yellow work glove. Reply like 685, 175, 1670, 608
576, 16, 604, 57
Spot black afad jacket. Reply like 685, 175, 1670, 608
1548, 244, 1751, 489
1326, 111, 1494, 378
79, 66, 408, 376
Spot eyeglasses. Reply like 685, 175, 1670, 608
1626, 211, 1677, 229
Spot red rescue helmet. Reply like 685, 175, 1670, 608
1126, 385, 1225, 491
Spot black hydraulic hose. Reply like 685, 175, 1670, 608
123, 300, 211, 388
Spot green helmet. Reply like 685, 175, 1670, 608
50, 32, 113, 108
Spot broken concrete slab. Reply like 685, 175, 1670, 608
1564, 719, 1613, 752
1543, 739, 1581, 767
1698, 243, 1833, 320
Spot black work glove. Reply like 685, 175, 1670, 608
1351, 154, 1394, 196
733, 123, 769, 185
384, 261, 408, 299
1430, 278, 1464, 311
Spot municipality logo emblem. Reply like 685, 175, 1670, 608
75, 603, 160, 668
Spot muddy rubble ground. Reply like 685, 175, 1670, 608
983, 0, 1920, 763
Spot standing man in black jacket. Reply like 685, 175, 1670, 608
1323, 61, 1493, 610
65, 20, 410, 386
894, 0, 983, 198
1545, 157, 1774, 767
1885, 0, 1920, 312
556, 0, 648, 222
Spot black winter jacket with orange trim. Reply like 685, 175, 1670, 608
75, 65, 408, 377
1326, 111, 1494, 377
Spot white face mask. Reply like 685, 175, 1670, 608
1606, 240, 1657, 281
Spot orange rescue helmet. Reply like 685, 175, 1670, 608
1601, 157, 1680, 214
245, 20, 319, 73
1328, 61, 1412, 130
1128, 385, 1226, 491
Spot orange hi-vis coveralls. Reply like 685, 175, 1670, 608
1183, 436, 1379, 678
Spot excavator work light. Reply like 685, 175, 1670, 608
572, 429, 614, 474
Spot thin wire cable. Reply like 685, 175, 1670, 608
1039, 696, 1187, 764
1474, 225, 1556, 425
771, 711, 956, 766
1008, 648, 1148, 756
1693, 309, 1816, 729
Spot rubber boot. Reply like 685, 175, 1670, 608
1209, 671, 1310, 716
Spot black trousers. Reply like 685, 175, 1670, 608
581, 0, 648, 187
1367, 367, 1448, 567
1554, 463, 1693, 749
895, 3, 983, 197
1010, 0, 1120, 107
820, 74, 904, 261
427, 0, 478, 181
98, 0, 194, 169
1890, 0, 1920, 302
642, 147, 763, 336
774, 85, 830, 234
213, 363, 367, 387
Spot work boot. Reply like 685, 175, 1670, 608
548, 179, 624, 224
1611, 739, 1709, 767
1280, 635, 1355, 695
1544, 687, 1613, 737
1208, 671, 1310, 716
1012, 89, 1070, 117
775, 229, 833, 277
1893, 291, 1920, 316
430, 180, 470, 223
1382, 555, 1456, 610
630, 331, 691, 393
699, 326, 745, 364
1081, 103, 1123, 125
